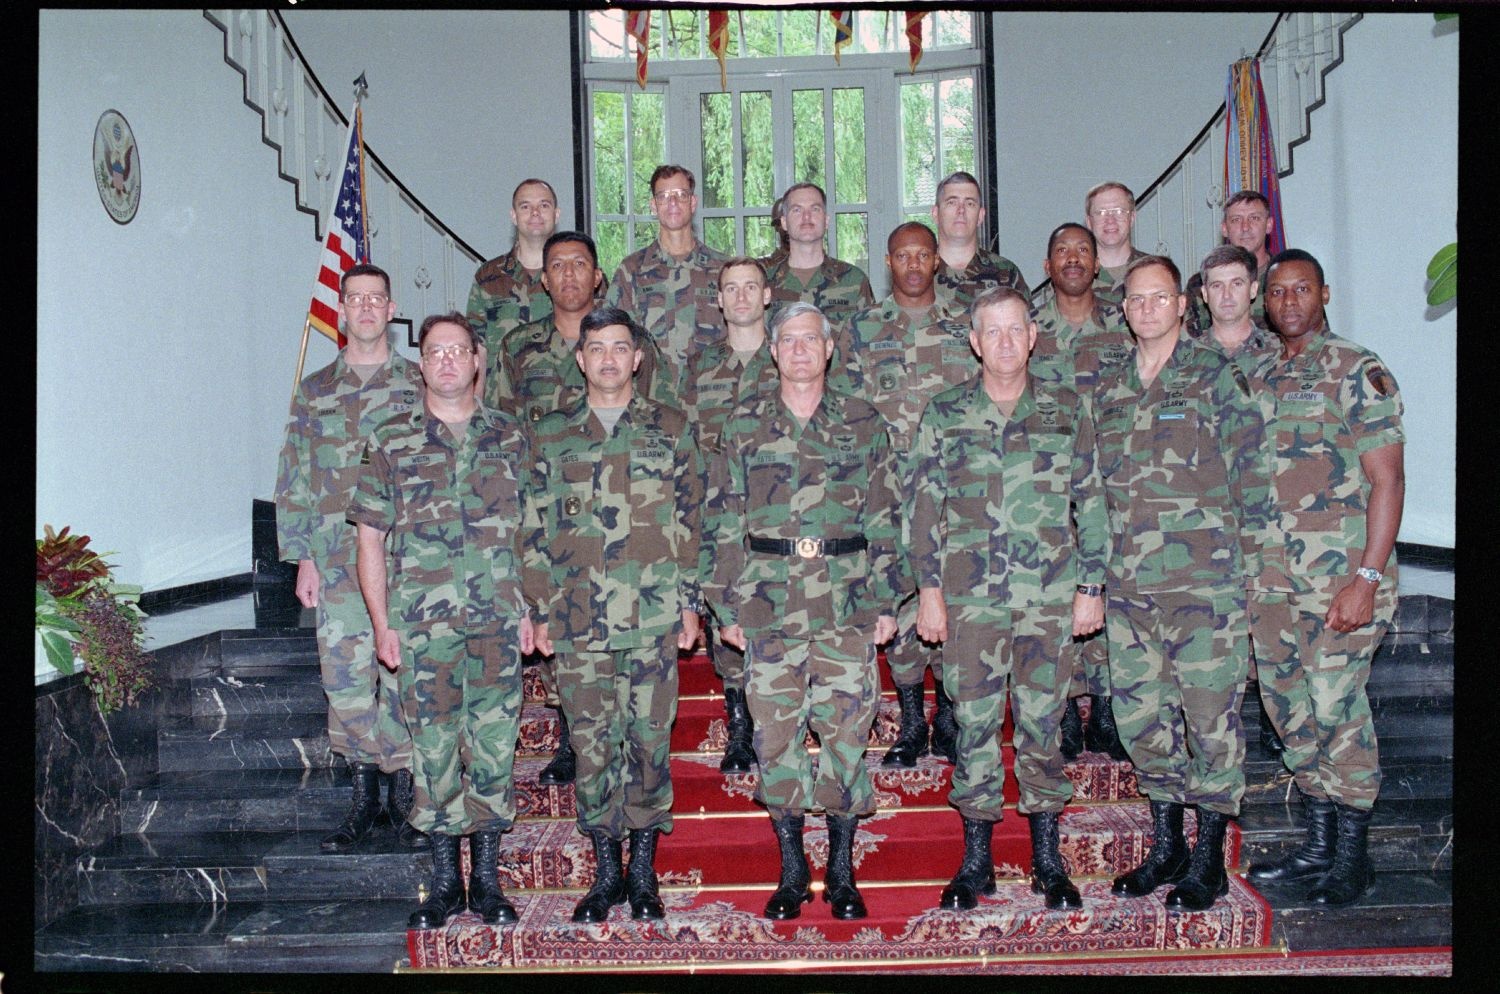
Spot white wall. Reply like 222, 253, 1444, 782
1275, 14, 1456, 548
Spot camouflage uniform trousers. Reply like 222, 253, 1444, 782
1107, 587, 1250, 815
887, 593, 943, 689
944, 604, 1076, 821
555, 638, 679, 839
1249, 575, 1393, 810
746, 628, 879, 819
1064, 624, 1111, 700
315, 555, 411, 773
398, 621, 523, 836
707, 633, 746, 689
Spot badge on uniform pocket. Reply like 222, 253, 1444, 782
564, 496, 582, 516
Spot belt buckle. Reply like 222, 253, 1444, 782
795, 536, 822, 559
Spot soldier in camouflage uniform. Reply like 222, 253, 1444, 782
681, 257, 783, 775
466, 178, 559, 369
1084, 181, 1150, 304
762, 182, 874, 335
710, 301, 901, 922
1094, 256, 1269, 911
931, 171, 1029, 309
1184, 191, 1277, 337
525, 306, 705, 923
839, 221, 976, 768
1030, 223, 1133, 763
909, 287, 1109, 912
275, 263, 426, 854
349, 312, 534, 930
1245, 249, 1404, 907
605, 164, 729, 382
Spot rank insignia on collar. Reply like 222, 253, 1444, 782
1233, 368, 1251, 397
359, 444, 371, 465
529, 406, 543, 422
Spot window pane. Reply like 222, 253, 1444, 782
853, 10, 893, 54
741, 10, 778, 57
665, 9, 700, 59
783, 10, 818, 56
835, 212, 868, 277
630, 92, 665, 214
740, 91, 774, 208
935, 11, 973, 48
745, 214, 777, 259
596, 220, 627, 277
940, 76, 976, 179
905, 212, 935, 231
588, 10, 625, 60
634, 220, 658, 252
592, 90, 625, 215
700, 92, 733, 210
832, 89, 866, 204
901, 80, 937, 209
792, 90, 826, 190
704, 216, 737, 255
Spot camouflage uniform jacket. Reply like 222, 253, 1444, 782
762, 254, 875, 334
1091, 335, 1270, 595
708, 387, 902, 639
346, 401, 532, 630
605, 237, 729, 372
1184, 261, 1271, 338
524, 393, 705, 653
485, 315, 680, 424
1027, 286, 1132, 395
275, 333, 423, 565
1248, 327, 1404, 593
467, 249, 552, 359
1092, 247, 1151, 305
836, 292, 977, 454
908, 375, 1109, 612
935, 246, 1030, 312
1184, 318, 1279, 379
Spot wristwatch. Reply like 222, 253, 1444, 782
1076, 583, 1104, 597
1355, 566, 1383, 585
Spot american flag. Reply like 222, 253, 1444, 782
306, 105, 369, 347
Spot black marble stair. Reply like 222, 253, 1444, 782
190, 671, 327, 717
1259, 869, 1454, 951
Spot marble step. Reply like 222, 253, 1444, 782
216, 629, 319, 678
190, 673, 329, 717
1237, 797, 1453, 874
32, 898, 413, 972
76, 831, 293, 906
1261, 869, 1453, 950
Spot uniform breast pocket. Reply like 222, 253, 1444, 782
1030, 430, 1074, 492
1153, 409, 1201, 471
747, 455, 795, 503
475, 455, 520, 514
872, 357, 907, 396
630, 445, 673, 481
1094, 408, 1131, 481
1276, 396, 1334, 462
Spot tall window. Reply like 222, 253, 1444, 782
582, 10, 985, 295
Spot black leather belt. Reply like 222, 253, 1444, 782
747, 535, 868, 558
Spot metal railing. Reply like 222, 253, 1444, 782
204, 10, 482, 329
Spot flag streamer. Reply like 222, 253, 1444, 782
626, 10, 651, 89
830, 10, 853, 64
1223, 58, 1287, 255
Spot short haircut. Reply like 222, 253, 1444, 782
781, 181, 826, 206
935, 171, 982, 202
1223, 189, 1270, 214
649, 164, 695, 195
1265, 247, 1325, 287
341, 262, 391, 298
717, 256, 768, 284
769, 301, 831, 344
1046, 222, 1097, 257
1123, 254, 1182, 292
417, 311, 478, 352
1199, 245, 1259, 283
511, 178, 557, 206
1085, 180, 1136, 215
543, 230, 599, 269
970, 286, 1030, 329
576, 305, 648, 352
887, 219, 938, 254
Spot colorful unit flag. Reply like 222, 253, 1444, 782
306, 104, 369, 347
626, 10, 651, 89
1224, 58, 1287, 255
905, 12, 926, 72
830, 10, 853, 64
708, 10, 729, 91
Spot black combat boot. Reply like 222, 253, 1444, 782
1247, 794, 1336, 883
466, 828, 518, 924
320, 761, 382, 852
1059, 697, 1084, 762
625, 828, 665, 920
939, 816, 997, 910
572, 831, 627, 923
388, 767, 427, 849
1258, 702, 1286, 757
764, 814, 813, 919
1165, 809, 1231, 910
1306, 804, 1375, 906
719, 686, 756, 774
1083, 694, 1131, 762
538, 706, 577, 786
1112, 800, 1191, 896
929, 681, 960, 765
823, 814, 867, 920
408, 831, 466, 929
1028, 810, 1083, 909
882, 683, 929, 767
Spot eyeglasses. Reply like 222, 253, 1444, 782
343, 292, 390, 309
1124, 291, 1179, 310
1225, 212, 1269, 226
421, 345, 474, 363
1089, 207, 1132, 219
653, 189, 692, 204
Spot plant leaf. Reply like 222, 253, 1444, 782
41, 630, 77, 674
1425, 242, 1457, 280
1427, 264, 1457, 306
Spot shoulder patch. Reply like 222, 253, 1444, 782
1364, 364, 1394, 397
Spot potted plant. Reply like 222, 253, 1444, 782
35, 525, 152, 713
